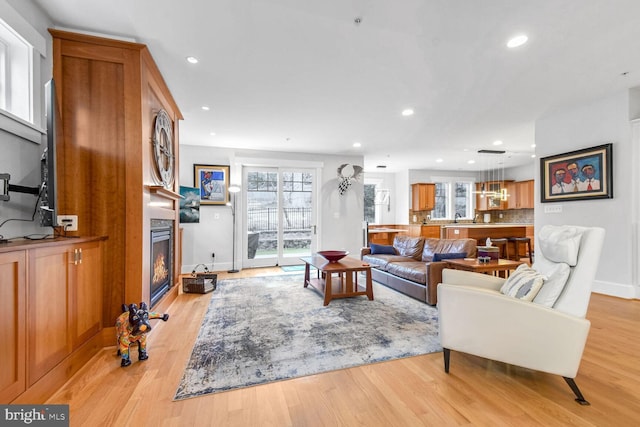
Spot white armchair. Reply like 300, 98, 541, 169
437, 225, 605, 404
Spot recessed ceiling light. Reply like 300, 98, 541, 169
467, 160, 475, 164
186, 56, 199, 64
436, 158, 443, 163
201, 106, 210, 111
531, 154, 536, 158
353, 142, 361, 148
401, 108, 414, 116
531, 144, 536, 148
507, 35, 528, 48
493, 140, 503, 146
210, 132, 216, 136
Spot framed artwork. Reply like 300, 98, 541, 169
540, 143, 613, 203
194, 164, 230, 205
179, 186, 200, 223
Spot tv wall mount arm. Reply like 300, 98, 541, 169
0, 173, 40, 202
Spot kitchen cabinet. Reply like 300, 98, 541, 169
476, 181, 509, 210
507, 180, 534, 209
1, 237, 103, 404
411, 183, 436, 211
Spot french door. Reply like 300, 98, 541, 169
242, 166, 318, 268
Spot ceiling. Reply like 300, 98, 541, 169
32, 0, 640, 173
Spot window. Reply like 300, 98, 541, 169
0, 2, 46, 143
364, 184, 376, 223
432, 178, 475, 220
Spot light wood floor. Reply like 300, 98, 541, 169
49, 267, 640, 426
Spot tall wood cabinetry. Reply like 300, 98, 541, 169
1, 238, 104, 404
50, 30, 183, 325
411, 183, 436, 211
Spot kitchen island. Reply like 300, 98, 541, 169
442, 223, 534, 255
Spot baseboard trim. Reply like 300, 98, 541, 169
592, 280, 639, 299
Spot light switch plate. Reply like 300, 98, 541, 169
544, 204, 563, 213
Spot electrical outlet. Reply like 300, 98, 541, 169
57, 215, 78, 231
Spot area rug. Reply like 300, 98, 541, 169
280, 264, 307, 272
173, 274, 441, 400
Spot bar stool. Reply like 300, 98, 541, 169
508, 237, 533, 264
488, 238, 509, 260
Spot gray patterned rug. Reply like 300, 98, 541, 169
173, 274, 441, 400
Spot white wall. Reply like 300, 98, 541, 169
535, 89, 638, 299
0, 1, 52, 240
179, 145, 364, 273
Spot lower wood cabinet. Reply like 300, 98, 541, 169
1, 237, 103, 403
0, 251, 26, 403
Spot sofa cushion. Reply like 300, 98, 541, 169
500, 264, 545, 301
362, 254, 416, 272
370, 244, 397, 255
392, 236, 425, 260
433, 252, 467, 261
386, 261, 427, 284
422, 238, 477, 262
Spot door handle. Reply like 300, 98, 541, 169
312, 225, 317, 235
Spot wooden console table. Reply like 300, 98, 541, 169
300, 255, 373, 306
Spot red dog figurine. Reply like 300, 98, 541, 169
116, 302, 169, 367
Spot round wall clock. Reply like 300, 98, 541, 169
152, 109, 175, 188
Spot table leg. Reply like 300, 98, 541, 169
365, 269, 374, 301
303, 263, 310, 287
324, 273, 332, 306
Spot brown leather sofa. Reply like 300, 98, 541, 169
361, 235, 477, 305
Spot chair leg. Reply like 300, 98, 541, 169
563, 377, 590, 405
443, 348, 450, 373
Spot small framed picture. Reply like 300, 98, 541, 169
193, 164, 230, 205
540, 143, 613, 203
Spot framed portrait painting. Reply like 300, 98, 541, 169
540, 143, 613, 203
194, 164, 230, 205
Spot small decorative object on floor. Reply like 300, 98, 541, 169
116, 302, 169, 367
183, 264, 217, 293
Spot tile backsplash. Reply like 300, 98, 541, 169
411, 209, 533, 225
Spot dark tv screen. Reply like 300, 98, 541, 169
40, 79, 57, 227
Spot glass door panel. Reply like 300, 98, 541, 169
243, 167, 317, 268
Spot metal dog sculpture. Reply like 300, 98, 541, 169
116, 302, 169, 367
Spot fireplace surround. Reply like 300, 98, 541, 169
150, 220, 174, 307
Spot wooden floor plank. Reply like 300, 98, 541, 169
45, 268, 640, 426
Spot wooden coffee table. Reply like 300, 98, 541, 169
445, 258, 524, 278
300, 255, 373, 306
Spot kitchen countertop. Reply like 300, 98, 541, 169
440, 223, 532, 228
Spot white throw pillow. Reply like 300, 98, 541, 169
532, 258, 571, 307
538, 225, 583, 266
500, 264, 546, 302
